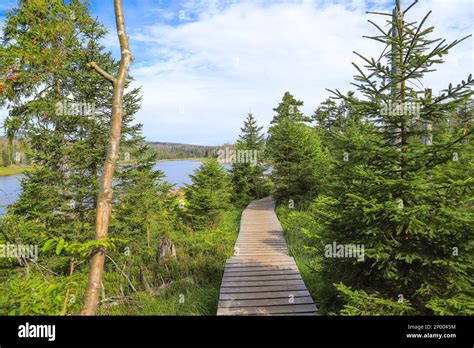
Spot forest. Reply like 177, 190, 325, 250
0, 0, 472, 317
0, 137, 216, 170
147, 142, 219, 160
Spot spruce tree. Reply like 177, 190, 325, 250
230, 113, 268, 206
110, 140, 177, 293
271, 91, 312, 124
267, 92, 331, 204
185, 159, 231, 230
317, 0, 473, 314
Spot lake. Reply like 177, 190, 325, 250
0, 159, 215, 217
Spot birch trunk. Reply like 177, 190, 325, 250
81, 0, 133, 315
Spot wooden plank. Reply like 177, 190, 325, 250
272, 312, 318, 316
233, 249, 288, 251
235, 243, 286, 245
234, 243, 288, 246
225, 262, 296, 268
225, 260, 297, 267
219, 296, 314, 308
217, 304, 318, 316
222, 274, 302, 282
233, 253, 290, 257
224, 266, 299, 273
223, 269, 300, 277
225, 261, 296, 266
219, 290, 311, 300
221, 279, 306, 288
225, 261, 296, 267
226, 257, 295, 262
220, 284, 308, 293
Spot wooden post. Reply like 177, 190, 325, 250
81, 0, 134, 316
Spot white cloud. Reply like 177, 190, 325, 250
1, 1, 472, 145
129, 0, 473, 145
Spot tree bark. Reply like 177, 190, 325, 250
81, 0, 133, 316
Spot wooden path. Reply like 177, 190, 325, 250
217, 197, 318, 316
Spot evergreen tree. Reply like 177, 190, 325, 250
315, 1, 473, 314
313, 92, 361, 133
110, 141, 178, 293
230, 113, 268, 206
238, 113, 265, 148
185, 159, 231, 230
267, 93, 331, 204
271, 91, 312, 124
113, 142, 175, 251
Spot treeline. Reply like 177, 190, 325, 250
147, 142, 219, 160
0, 138, 220, 167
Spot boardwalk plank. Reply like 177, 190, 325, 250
219, 290, 311, 300
217, 197, 317, 316
219, 296, 314, 308
222, 274, 302, 282
217, 304, 318, 315
221, 279, 305, 287
220, 284, 308, 293
223, 269, 300, 277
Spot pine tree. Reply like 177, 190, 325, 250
110, 140, 178, 292
230, 113, 269, 206
113, 142, 175, 251
270, 91, 312, 124
238, 113, 265, 148
317, 0, 473, 314
267, 92, 331, 204
185, 159, 231, 230
313, 92, 361, 133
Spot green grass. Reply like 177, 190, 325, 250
276, 205, 327, 314
105, 208, 241, 315
0, 166, 31, 176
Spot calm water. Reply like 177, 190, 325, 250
0, 160, 213, 217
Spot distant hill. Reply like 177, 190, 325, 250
0, 136, 226, 162
147, 141, 221, 160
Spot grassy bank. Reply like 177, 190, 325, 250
276, 205, 326, 314
0, 166, 31, 176
104, 208, 241, 315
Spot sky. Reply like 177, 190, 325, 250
1, 0, 473, 145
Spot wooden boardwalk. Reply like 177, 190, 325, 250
217, 197, 318, 316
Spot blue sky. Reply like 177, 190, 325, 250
1, 0, 473, 145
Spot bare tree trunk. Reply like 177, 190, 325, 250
81, 0, 133, 316
390, 4, 403, 146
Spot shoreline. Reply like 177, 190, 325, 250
118, 158, 206, 165
0, 158, 208, 176
0, 166, 31, 176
